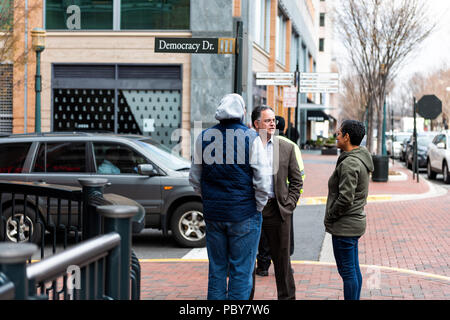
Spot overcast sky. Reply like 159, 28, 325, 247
399, 0, 450, 78
331, 0, 450, 82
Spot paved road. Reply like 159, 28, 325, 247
132, 204, 327, 261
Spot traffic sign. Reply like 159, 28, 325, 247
417, 95, 442, 120
256, 79, 294, 86
155, 37, 236, 54
256, 72, 294, 79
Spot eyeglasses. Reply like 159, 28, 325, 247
259, 119, 279, 125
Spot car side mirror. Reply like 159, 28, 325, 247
138, 164, 159, 176
437, 142, 446, 149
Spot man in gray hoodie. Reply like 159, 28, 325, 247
324, 120, 374, 300
189, 93, 270, 300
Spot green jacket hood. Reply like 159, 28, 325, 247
337, 146, 374, 172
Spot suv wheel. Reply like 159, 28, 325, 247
427, 160, 436, 180
1, 205, 42, 244
443, 162, 450, 184
170, 202, 206, 248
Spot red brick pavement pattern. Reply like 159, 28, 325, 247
138, 153, 449, 300
301, 154, 429, 198
362, 193, 450, 277
140, 262, 449, 300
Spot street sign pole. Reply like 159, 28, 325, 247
413, 97, 419, 183
295, 62, 300, 140
234, 20, 243, 95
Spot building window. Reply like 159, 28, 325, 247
253, 0, 270, 51
121, 0, 190, 30
45, 0, 190, 30
46, 0, 113, 30
0, 0, 12, 30
320, 13, 325, 27
0, 64, 13, 133
319, 38, 325, 52
276, 10, 287, 65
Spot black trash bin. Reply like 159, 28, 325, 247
372, 155, 389, 182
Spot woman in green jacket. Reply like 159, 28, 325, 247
324, 120, 374, 300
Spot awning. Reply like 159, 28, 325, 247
307, 110, 329, 122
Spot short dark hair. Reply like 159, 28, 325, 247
275, 116, 285, 132
251, 105, 274, 127
340, 120, 366, 146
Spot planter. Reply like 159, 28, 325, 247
321, 147, 338, 155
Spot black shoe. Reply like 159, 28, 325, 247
256, 268, 269, 277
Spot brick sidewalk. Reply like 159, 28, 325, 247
139, 153, 450, 300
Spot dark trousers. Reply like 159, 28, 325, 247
258, 199, 296, 300
256, 214, 295, 270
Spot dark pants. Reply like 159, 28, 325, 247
332, 235, 362, 300
256, 214, 294, 270
258, 199, 296, 300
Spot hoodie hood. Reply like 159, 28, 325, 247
215, 93, 245, 123
338, 146, 374, 172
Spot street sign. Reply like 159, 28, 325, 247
299, 87, 339, 93
256, 79, 294, 86
283, 86, 297, 108
300, 72, 339, 80
256, 72, 295, 79
155, 37, 236, 54
300, 80, 339, 86
417, 95, 442, 120
299, 72, 339, 93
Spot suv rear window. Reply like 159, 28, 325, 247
0, 143, 31, 173
33, 142, 87, 173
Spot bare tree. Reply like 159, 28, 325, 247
335, 0, 435, 154
408, 66, 450, 130
338, 74, 367, 122
0, 0, 14, 62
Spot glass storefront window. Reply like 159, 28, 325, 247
46, 0, 113, 30
121, 0, 189, 30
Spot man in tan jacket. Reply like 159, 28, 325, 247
251, 106, 303, 300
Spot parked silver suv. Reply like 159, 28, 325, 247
0, 132, 204, 247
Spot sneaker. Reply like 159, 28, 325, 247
256, 268, 269, 277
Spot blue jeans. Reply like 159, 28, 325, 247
205, 213, 262, 300
332, 235, 362, 300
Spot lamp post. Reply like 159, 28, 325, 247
31, 28, 46, 133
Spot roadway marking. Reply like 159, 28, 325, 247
139, 258, 450, 282
300, 195, 392, 205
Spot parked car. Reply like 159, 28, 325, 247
426, 131, 450, 183
400, 136, 411, 162
406, 132, 438, 169
0, 132, 204, 247
391, 132, 411, 159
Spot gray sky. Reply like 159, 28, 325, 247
399, 0, 450, 78
331, 0, 450, 83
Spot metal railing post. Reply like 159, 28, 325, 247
78, 178, 109, 240
0, 243, 37, 300
97, 205, 138, 300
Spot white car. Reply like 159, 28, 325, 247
426, 132, 450, 183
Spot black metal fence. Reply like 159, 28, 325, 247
0, 179, 144, 300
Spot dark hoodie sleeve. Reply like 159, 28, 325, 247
332, 157, 360, 216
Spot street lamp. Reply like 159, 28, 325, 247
31, 28, 46, 133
